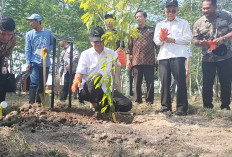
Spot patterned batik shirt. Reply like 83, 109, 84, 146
126, 25, 156, 66
193, 11, 232, 62
0, 35, 16, 59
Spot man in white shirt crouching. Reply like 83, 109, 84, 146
153, 0, 192, 115
71, 26, 132, 114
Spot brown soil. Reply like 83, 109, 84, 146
1, 94, 232, 157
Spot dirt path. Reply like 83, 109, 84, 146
2, 102, 231, 157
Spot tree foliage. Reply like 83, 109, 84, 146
79, 0, 143, 49
1, 0, 232, 96
1, 0, 89, 74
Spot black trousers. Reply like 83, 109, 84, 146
0, 73, 7, 103
159, 57, 188, 112
79, 74, 132, 112
129, 68, 133, 96
60, 72, 75, 100
0, 58, 7, 103
133, 65, 154, 103
202, 57, 232, 109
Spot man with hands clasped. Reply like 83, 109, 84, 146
126, 10, 156, 105
153, 0, 192, 115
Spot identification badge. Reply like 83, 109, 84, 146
35, 49, 42, 56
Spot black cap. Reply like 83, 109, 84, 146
90, 26, 105, 42
0, 17, 15, 31
166, 0, 178, 7
105, 14, 115, 20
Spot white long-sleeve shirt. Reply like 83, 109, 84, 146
76, 47, 117, 92
154, 17, 192, 60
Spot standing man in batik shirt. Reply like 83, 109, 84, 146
126, 10, 156, 105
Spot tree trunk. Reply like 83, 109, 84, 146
189, 69, 192, 96
213, 74, 219, 98
121, 68, 126, 94
195, 54, 202, 95
1, 0, 5, 16
125, 69, 131, 97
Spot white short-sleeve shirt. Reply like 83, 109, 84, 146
76, 47, 118, 92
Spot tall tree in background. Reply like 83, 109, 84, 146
0, 0, 231, 96
1, 0, 88, 75
179, 0, 202, 95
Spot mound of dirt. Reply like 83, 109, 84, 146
1, 103, 232, 156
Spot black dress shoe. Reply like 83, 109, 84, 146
221, 106, 231, 110
60, 98, 66, 102
155, 108, 171, 114
146, 102, 153, 106
175, 111, 187, 116
135, 101, 142, 104
203, 103, 214, 109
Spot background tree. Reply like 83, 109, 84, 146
1, 0, 88, 77
0, 0, 232, 97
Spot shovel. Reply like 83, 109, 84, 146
39, 48, 51, 107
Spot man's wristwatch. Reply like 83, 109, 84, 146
222, 36, 227, 42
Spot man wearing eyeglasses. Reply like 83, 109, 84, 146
153, 0, 192, 115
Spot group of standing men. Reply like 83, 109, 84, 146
0, 0, 232, 116
127, 0, 232, 115
126, 0, 192, 115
